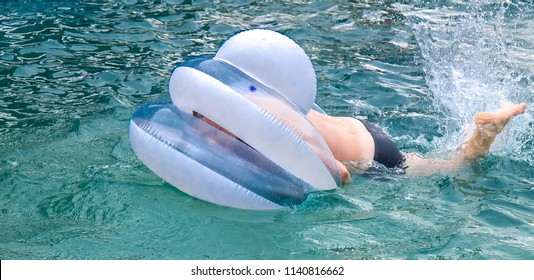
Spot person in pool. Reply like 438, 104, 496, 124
197, 100, 526, 185
306, 102, 527, 184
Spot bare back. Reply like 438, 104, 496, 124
306, 110, 375, 162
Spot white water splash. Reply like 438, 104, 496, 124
400, 1, 534, 162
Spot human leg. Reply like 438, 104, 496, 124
459, 103, 526, 160
405, 103, 526, 176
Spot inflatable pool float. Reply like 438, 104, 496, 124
129, 29, 341, 210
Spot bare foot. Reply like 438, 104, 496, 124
458, 103, 526, 161
475, 103, 526, 124
474, 103, 526, 134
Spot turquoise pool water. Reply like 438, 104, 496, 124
1, 0, 533, 259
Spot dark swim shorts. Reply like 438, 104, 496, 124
358, 119, 407, 172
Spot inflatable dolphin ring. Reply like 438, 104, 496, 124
129, 29, 341, 210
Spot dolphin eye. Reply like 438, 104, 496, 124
248, 85, 257, 92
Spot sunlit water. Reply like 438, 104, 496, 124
1, 0, 533, 259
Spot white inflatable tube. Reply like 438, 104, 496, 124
170, 65, 338, 190
129, 103, 312, 210
129, 29, 341, 210
215, 29, 317, 114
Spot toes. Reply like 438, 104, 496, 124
515, 103, 526, 115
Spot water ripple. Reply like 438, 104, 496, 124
1, 0, 533, 260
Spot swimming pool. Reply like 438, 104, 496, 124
1, 0, 532, 259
